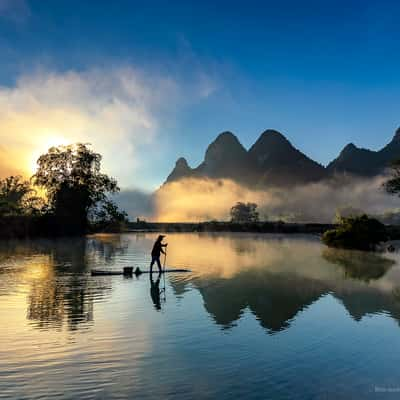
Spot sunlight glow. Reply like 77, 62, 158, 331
29, 135, 69, 174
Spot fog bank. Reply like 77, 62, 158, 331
152, 175, 399, 223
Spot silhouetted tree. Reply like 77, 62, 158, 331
89, 199, 128, 232
230, 202, 259, 223
385, 159, 400, 195
32, 143, 120, 233
334, 206, 364, 224
322, 214, 387, 250
0, 175, 44, 216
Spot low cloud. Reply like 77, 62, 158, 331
113, 189, 154, 221
153, 175, 400, 223
0, 67, 178, 183
0, 60, 219, 186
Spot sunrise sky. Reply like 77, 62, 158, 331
0, 0, 399, 191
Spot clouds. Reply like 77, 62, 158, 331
153, 175, 399, 223
112, 189, 154, 220
0, 55, 220, 187
0, 67, 179, 183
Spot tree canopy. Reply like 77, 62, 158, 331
32, 143, 121, 232
230, 202, 259, 223
322, 214, 387, 251
0, 175, 44, 216
385, 159, 400, 195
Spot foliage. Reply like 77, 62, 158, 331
322, 214, 388, 251
384, 159, 400, 195
0, 176, 45, 216
230, 202, 259, 223
32, 143, 121, 232
333, 206, 364, 224
89, 199, 128, 232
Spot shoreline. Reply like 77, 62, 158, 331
125, 221, 335, 235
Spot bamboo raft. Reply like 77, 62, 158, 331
91, 267, 190, 276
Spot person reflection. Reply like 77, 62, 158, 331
150, 272, 162, 311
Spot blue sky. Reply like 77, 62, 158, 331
0, 0, 399, 189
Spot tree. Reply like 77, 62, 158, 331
32, 143, 120, 232
385, 159, 400, 195
322, 214, 387, 251
230, 202, 259, 223
0, 175, 43, 216
89, 199, 128, 232
334, 206, 364, 224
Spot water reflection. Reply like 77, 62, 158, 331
1, 233, 400, 335
322, 248, 394, 282
0, 236, 131, 331
194, 272, 326, 332
150, 273, 163, 311
164, 234, 400, 333
2, 233, 400, 399
87, 233, 130, 263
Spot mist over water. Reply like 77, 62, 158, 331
119, 174, 398, 222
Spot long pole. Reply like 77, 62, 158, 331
163, 248, 167, 272
162, 248, 167, 301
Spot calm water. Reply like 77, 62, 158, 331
1, 233, 400, 399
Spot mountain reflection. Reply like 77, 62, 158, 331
165, 234, 400, 334
1, 233, 400, 335
195, 272, 326, 332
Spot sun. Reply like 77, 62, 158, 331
29, 135, 70, 174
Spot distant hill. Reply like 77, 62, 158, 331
165, 128, 400, 188
166, 132, 259, 185
248, 130, 326, 186
327, 128, 400, 176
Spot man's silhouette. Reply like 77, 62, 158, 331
150, 272, 162, 310
150, 235, 167, 274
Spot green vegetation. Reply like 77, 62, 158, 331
0, 175, 46, 217
322, 214, 388, 251
0, 143, 127, 237
230, 202, 259, 223
384, 159, 400, 195
89, 197, 128, 232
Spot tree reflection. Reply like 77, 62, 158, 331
87, 234, 129, 263
24, 237, 117, 331
322, 248, 394, 282
0, 236, 130, 331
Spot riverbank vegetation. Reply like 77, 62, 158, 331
0, 144, 127, 238
322, 214, 388, 251
321, 159, 400, 251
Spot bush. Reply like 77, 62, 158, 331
322, 214, 388, 251
230, 202, 259, 223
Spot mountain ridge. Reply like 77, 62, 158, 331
165, 128, 400, 188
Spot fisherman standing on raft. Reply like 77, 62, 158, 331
150, 235, 168, 273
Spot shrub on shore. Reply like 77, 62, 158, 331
322, 214, 388, 251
